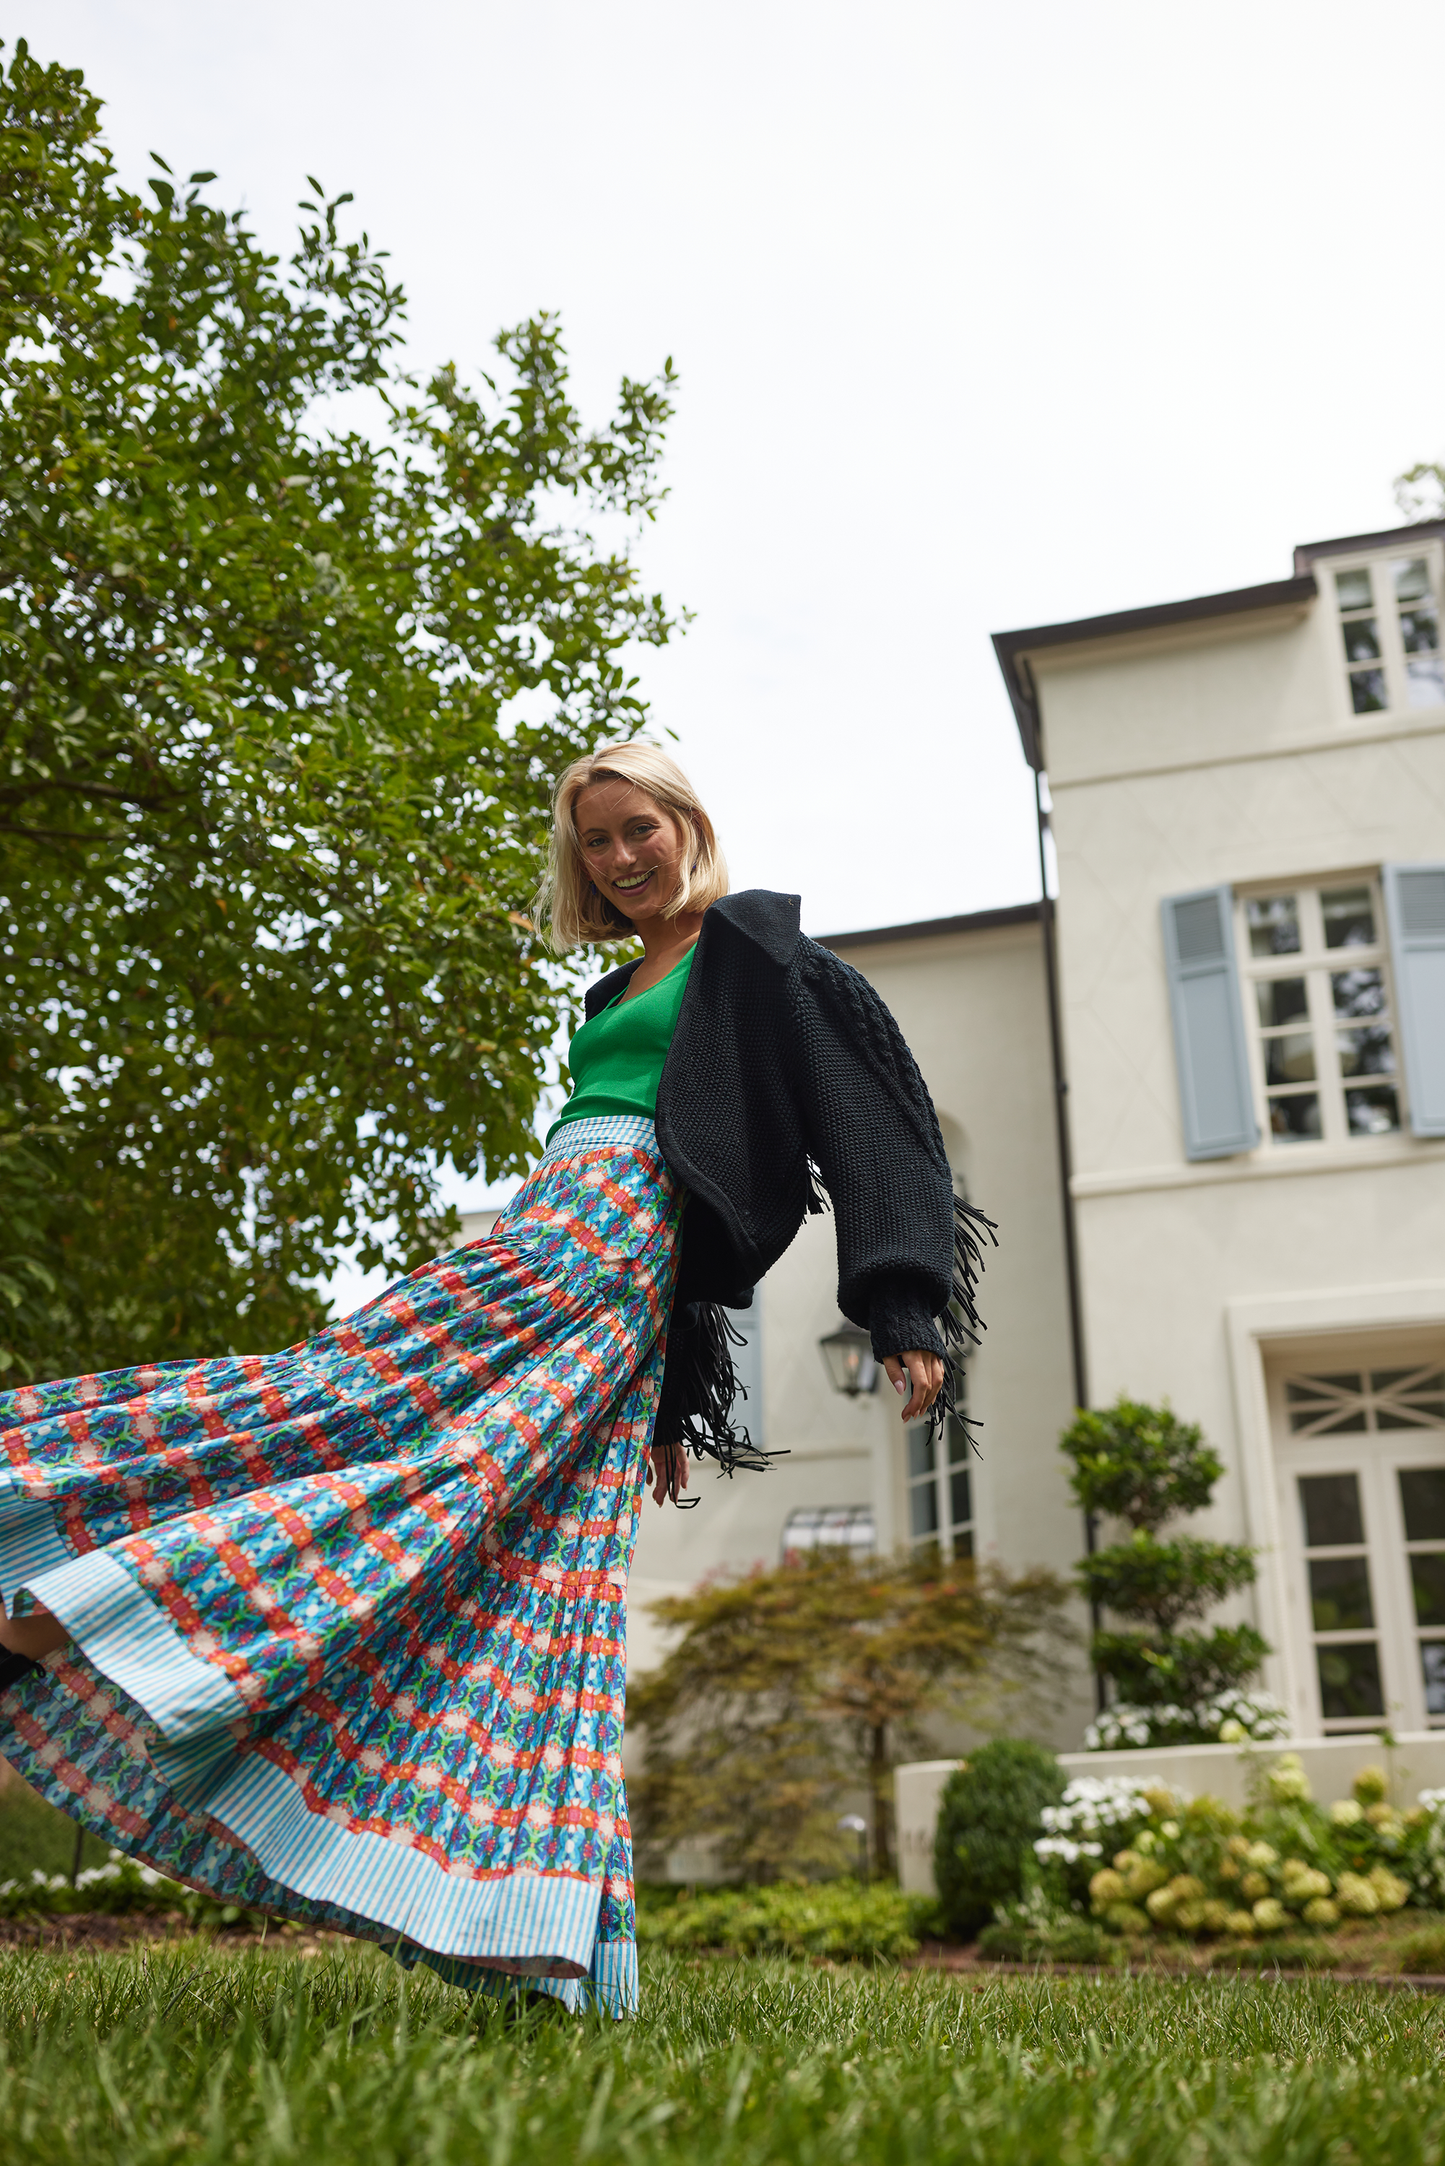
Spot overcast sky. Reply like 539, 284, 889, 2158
29, 0, 1445, 1269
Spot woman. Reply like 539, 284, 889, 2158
0, 744, 988, 2013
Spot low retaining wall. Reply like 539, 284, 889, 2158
894, 1733, 1445, 1899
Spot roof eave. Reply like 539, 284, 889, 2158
992, 574, 1318, 773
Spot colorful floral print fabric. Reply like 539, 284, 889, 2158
0, 1115, 680, 2014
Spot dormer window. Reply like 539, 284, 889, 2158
1335, 555, 1444, 714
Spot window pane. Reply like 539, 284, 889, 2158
1247, 896, 1300, 957
1374, 1368, 1445, 1391
1350, 668, 1388, 713
1336, 568, 1374, 609
1300, 1471, 1365, 1547
1342, 617, 1382, 662
907, 1429, 935, 1481
1322, 888, 1376, 949
1379, 1404, 1445, 1429
954, 1527, 974, 1561
1265, 1033, 1315, 1085
1399, 603, 1440, 653
1393, 556, 1431, 603
1410, 1555, 1445, 1628
1337, 1027, 1396, 1077
1317, 1641, 1385, 1720
1256, 977, 1309, 1027
1288, 1376, 1362, 1401
1269, 1091, 1321, 1141
909, 1480, 939, 1539
949, 1465, 972, 1530
1345, 1084, 1400, 1136
1406, 655, 1445, 706
1400, 1469, 1445, 1541
946, 1415, 972, 1466
1308, 1556, 1375, 1630
1332, 966, 1385, 1018
1423, 1642, 1445, 1718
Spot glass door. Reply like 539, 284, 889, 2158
1272, 1358, 1445, 1734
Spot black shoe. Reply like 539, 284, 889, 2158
0, 1651, 39, 1692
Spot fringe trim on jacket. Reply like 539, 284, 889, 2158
653, 1299, 777, 1486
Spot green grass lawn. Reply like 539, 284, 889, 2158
0, 1944, 1442, 2164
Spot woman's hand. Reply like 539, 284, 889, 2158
645, 1444, 691, 1508
883, 1351, 945, 1423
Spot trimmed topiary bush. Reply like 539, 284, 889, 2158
934, 1738, 1065, 1939
1060, 1396, 1271, 1744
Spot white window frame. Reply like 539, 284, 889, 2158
1269, 1359, 1445, 1735
1325, 540, 1445, 722
782, 1506, 875, 1561
1235, 871, 1407, 1150
903, 1396, 975, 1562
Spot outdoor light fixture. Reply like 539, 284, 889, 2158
818, 1322, 878, 1398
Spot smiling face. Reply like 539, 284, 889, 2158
572, 777, 693, 929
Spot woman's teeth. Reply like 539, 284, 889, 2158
614, 871, 654, 892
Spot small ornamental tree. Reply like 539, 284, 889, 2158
628, 1547, 1071, 1883
1060, 1397, 1284, 1747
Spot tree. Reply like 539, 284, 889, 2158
1060, 1396, 1271, 1741
1395, 459, 1445, 520
0, 39, 681, 1380
628, 1547, 1071, 1882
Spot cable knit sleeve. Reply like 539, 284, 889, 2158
790, 942, 958, 1363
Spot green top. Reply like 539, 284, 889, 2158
548, 945, 697, 1141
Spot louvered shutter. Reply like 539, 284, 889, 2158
1161, 886, 1260, 1160
1383, 863, 1445, 1138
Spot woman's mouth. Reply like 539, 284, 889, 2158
613, 869, 656, 896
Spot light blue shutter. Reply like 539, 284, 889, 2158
1161, 886, 1260, 1160
1383, 863, 1445, 1137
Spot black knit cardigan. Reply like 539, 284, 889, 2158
582, 889, 994, 1476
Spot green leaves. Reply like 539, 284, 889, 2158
0, 39, 682, 1379
1059, 1394, 1268, 1718
629, 1550, 1071, 1884
1077, 1534, 1258, 1633
1059, 1396, 1223, 1533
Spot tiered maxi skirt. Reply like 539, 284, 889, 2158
0, 1114, 680, 2015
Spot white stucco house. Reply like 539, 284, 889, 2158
630, 515, 1445, 1763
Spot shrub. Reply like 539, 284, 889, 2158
1085, 1688, 1288, 1753
1207, 1938, 1330, 1971
633, 1881, 933, 1962
934, 1738, 1066, 1939
1395, 1921, 1445, 1974
1061, 1397, 1269, 1741
1030, 1757, 1445, 1946
0, 1853, 270, 1932
976, 1914, 1117, 1965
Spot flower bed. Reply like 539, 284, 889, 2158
1015, 1754, 1445, 1949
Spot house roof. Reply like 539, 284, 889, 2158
992, 517, 1445, 770
820, 900, 1040, 952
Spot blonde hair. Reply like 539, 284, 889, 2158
535, 742, 729, 950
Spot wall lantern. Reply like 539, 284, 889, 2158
818, 1322, 878, 1398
